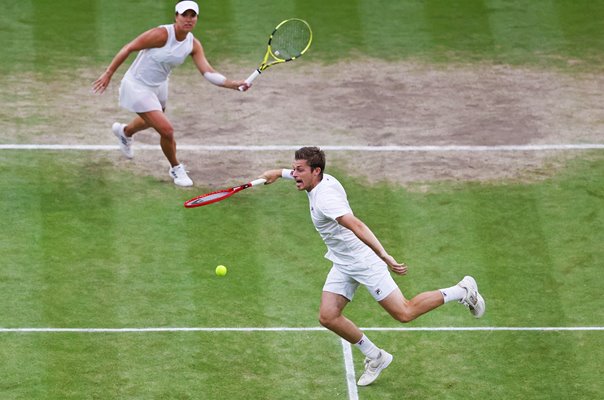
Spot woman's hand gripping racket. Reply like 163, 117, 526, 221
239, 18, 312, 91
184, 178, 266, 208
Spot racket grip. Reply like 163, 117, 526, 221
238, 69, 261, 91
250, 178, 267, 186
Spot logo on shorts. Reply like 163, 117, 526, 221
375, 288, 382, 296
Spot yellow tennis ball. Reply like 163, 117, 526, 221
215, 265, 227, 276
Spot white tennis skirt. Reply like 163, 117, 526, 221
119, 75, 168, 113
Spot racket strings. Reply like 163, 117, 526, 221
270, 20, 311, 60
188, 190, 232, 205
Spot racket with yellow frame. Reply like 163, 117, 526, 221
239, 18, 312, 90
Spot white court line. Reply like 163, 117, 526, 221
361, 326, 604, 331
1, 326, 603, 333
1, 144, 604, 152
341, 338, 360, 400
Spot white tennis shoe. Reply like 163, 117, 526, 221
112, 122, 133, 159
169, 164, 193, 187
458, 275, 486, 318
357, 350, 393, 386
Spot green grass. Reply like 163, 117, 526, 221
1, 151, 603, 398
0, 332, 346, 399
2, 0, 604, 398
2, 0, 604, 74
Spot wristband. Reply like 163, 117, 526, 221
281, 169, 294, 179
203, 71, 227, 86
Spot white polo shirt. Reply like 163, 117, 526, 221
306, 174, 379, 265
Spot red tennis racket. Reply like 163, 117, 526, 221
184, 178, 267, 208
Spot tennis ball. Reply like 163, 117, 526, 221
215, 265, 227, 276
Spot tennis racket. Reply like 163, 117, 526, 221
184, 178, 267, 208
239, 18, 312, 91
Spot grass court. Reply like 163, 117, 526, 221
1, 1, 604, 399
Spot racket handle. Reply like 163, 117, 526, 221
238, 69, 261, 91
249, 178, 267, 186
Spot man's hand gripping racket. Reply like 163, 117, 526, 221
184, 178, 266, 208
239, 18, 312, 91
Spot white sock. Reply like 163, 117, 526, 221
439, 284, 466, 303
354, 334, 381, 360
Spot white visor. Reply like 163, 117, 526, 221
175, 1, 199, 15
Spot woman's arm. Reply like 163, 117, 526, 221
190, 38, 249, 91
92, 27, 167, 94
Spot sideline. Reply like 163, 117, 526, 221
341, 339, 360, 400
1, 144, 604, 152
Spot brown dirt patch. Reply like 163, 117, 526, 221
2, 59, 603, 188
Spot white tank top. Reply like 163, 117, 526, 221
126, 24, 194, 87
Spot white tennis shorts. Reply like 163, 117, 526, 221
322, 259, 398, 302
119, 75, 168, 113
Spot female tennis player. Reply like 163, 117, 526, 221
260, 147, 485, 386
92, 1, 249, 186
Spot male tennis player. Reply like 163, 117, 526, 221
260, 147, 485, 386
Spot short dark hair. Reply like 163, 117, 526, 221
295, 146, 325, 175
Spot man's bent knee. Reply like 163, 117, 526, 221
391, 309, 416, 323
318, 311, 339, 329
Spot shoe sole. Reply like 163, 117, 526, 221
173, 180, 193, 187
461, 276, 485, 318
471, 292, 486, 318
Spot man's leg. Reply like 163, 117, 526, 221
318, 291, 362, 343
319, 291, 384, 357
379, 287, 445, 323
319, 291, 392, 386
379, 276, 485, 322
